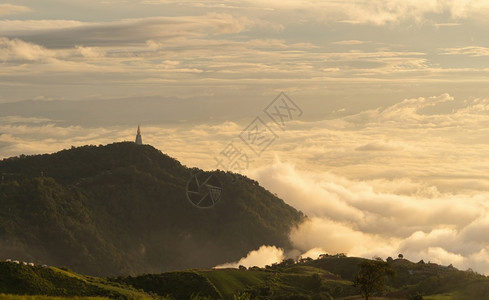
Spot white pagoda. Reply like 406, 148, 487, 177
135, 125, 143, 145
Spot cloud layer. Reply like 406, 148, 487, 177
2, 0, 489, 104
144, 0, 489, 25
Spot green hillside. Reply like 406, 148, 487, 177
114, 271, 223, 299
3, 255, 489, 299
184, 257, 489, 299
0, 261, 152, 299
0, 142, 304, 276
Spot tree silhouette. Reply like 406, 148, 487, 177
353, 259, 396, 300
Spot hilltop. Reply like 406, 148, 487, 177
0, 142, 304, 276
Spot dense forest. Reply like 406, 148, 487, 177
0, 142, 304, 276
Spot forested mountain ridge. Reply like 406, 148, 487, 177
0, 142, 304, 276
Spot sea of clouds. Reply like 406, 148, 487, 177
3, 93, 489, 273
215, 93, 489, 274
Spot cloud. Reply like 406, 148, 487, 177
290, 217, 398, 259
332, 40, 368, 45
3, 1, 489, 107
0, 115, 129, 159
0, 4, 31, 16
108, 0, 489, 26
442, 46, 489, 57
245, 159, 489, 273
215, 245, 284, 268
0, 20, 84, 33
0, 38, 116, 73
299, 247, 327, 260
360, 93, 455, 126
229, 93, 489, 275
434, 22, 461, 28
0, 116, 55, 125
355, 141, 402, 152
240, 0, 489, 25
1, 6, 486, 102
0, 14, 255, 48
76, 46, 106, 58
0, 38, 55, 61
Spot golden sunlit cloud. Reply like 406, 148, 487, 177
0, 4, 31, 16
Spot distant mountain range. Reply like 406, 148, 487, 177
0, 142, 304, 276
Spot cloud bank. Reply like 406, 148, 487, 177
238, 93, 489, 274
248, 161, 489, 269
150, 0, 489, 25
3, 1, 489, 104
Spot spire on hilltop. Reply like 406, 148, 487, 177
135, 125, 143, 145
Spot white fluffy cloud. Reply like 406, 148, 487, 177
0, 38, 55, 61
234, 93, 489, 274
215, 245, 284, 268
247, 160, 489, 274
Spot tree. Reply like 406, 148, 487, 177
398, 253, 404, 259
353, 260, 396, 300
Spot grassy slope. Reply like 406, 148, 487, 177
197, 265, 357, 299
0, 262, 153, 299
112, 270, 223, 299
199, 269, 269, 298
0, 295, 109, 300
201, 257, 489, 300
4, 252, 489, 299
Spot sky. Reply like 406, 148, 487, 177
2, 0, 489, 273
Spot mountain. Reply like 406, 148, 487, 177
0, 142, 304, 276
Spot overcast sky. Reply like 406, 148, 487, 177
3, 0, 489, 274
